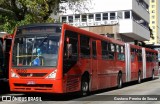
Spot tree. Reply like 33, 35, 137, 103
0, 0, 90, 33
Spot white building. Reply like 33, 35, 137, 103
60, 0, 150, 43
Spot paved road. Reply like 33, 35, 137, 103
1, 77, 160, 104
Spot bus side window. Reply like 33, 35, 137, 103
117, 45, 125, 61
63, 30, 78, 73
64, 30, 78, 60
108, 43, 115, 60
80, 35, 90, 58
118, 53, 125, 61
137, 50, 142, 62
131, 54, 135, 62
146, 52, 151, 62
138, 54, 142, 62
101, 41, 108, 59
92, 41, 97, 58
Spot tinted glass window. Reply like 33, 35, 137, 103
92, 41, 97, 58
101, 41, 108, 59
80, 35, 90, 58
64, 30, 78, 59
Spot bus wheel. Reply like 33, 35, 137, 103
81, 77, 89, 96
152, 70, 155, 80
117, 73, 122, 89
138, 72, 141, 84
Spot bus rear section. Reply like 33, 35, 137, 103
145, 48, 158, 79
125, 43, 159, 83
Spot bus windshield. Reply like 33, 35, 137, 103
12, 26, 61, 67
12, 35, 60, 67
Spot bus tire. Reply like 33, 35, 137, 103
117, 73, 122, 89
80, 77, 89, 96
152, 70, 155, 80
138, 72, 141, 84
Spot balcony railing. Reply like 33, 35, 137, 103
66, 17, 119, 27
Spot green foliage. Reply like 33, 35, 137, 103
0, 0, 87, 33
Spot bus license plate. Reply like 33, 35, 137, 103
27, 81, 35, 85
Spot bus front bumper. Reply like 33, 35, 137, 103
9, 78, 64, 93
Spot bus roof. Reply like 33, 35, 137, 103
0, 32, 7, 38
18, 23, 62, 29
63, 23, 125, 46
15, 23, 159, 52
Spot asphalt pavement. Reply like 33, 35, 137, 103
0, 77, 160, 104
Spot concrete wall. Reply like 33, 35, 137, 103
80, 25, 116, 34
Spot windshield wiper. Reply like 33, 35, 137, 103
37, 34, 49, 48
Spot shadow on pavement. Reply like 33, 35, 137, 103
0, 80, 10, 95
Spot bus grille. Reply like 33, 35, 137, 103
14, 83, 53, 88
18, 73, 47, 77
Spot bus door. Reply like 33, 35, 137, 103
4, 38, 12, 79
91, 40, 98, 90
63, 30, 79, 92
0, 39, 3, 78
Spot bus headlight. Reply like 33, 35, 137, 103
46, 70, 57, 79
11, 69, 19, 78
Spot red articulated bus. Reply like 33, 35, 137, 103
9, 23, 158, 95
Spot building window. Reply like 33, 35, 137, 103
96, 14, 101, 21
152, 16, 155, 19
152, 0, 155, 3
152, 21, 155, 24
103, 13, 108, 20
75, 15, 80, 21
62, 16, 67, 22
68, 16, 73, 23
107, 34, 114, 38
152, 31, 155, 34
124, 11, 130, 19
82, 15, 87, 22
110, 12, 116, 20
152, 10, 155, 13
117, 11, 122, 19
152, 26, 155, 29
89, 14, 94, 19
152, 5, 155, 8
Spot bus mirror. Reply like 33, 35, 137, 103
66, 43, 72, 58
